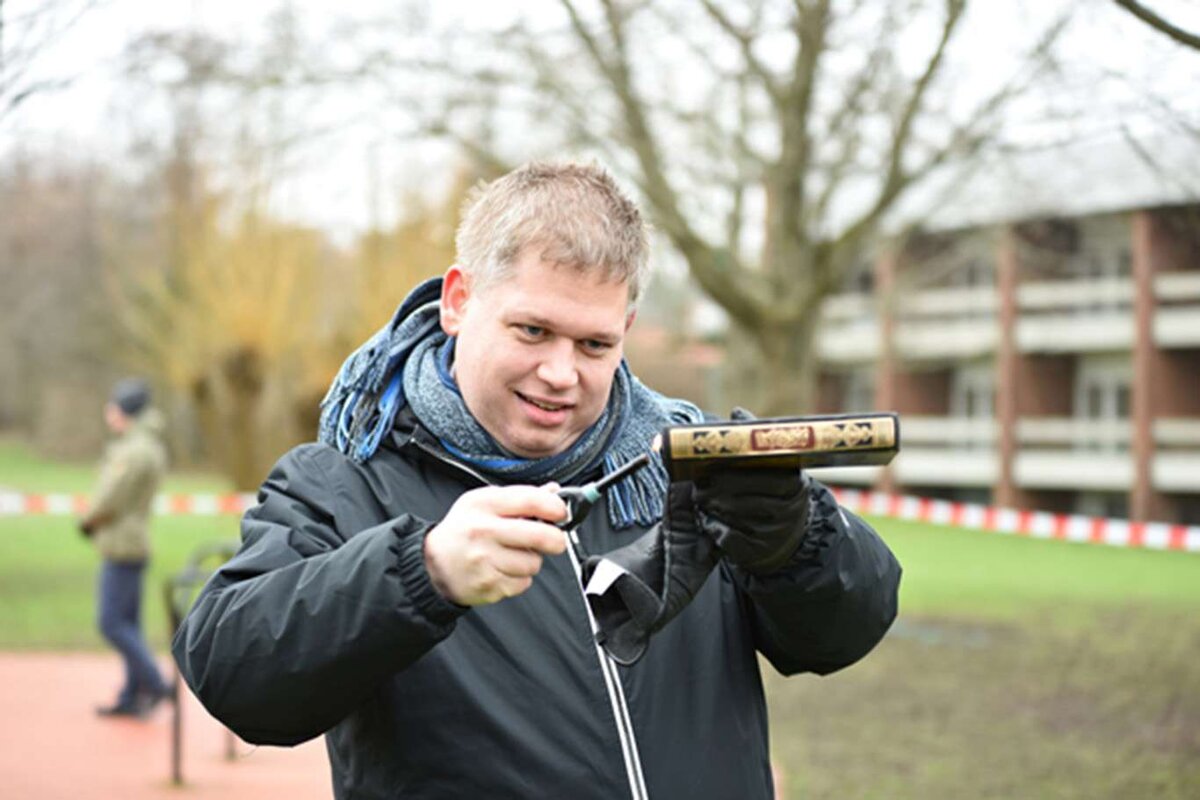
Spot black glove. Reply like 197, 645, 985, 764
582, 480, 720, 665
693, 408, 811, 574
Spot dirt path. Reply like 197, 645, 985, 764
0, 652, 330, 799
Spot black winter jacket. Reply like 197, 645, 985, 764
173, 415, 901, 800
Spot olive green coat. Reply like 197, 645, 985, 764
83, 409, 168, 562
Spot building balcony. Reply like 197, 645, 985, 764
898, 286, 997, 316
818, 274, 1200, 363
814, 414, 1200, 500
895, 286, 996, 360
894, 318, 997, 360
1014, 278, 1133, 353
817, 293, 878, 363
1016, 312, 1134, 352
819, 273, 1200, 366
816, 318, 880, 363
1013, 417, 1131, 491
810, 465, 883, 487
1016, 417, 1130, 449
1155, 271, 1200, 301
1153, 418, 1200, 492
813, 415, 997, 488
1154, 271, 1200, 347
1155, 307, 1200, 347
1012, 452, 1132, 491
892, 415, 997, 487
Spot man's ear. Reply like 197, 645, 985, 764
624, 308, 637, 332
440, 264, 472, 336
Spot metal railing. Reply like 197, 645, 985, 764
162, 539, 241, 786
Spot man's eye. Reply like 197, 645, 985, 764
519, 325, 545, 338
581, 339, 612, 354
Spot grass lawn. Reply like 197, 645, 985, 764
0, 442, 1197, 798
0, 439, 239, 649
0, 513, 240, 650
767, 518, 1200, 800
0, 438, 232, 494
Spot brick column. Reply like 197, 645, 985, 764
994, 226, 1022, 508
874, 249, 899, 494
1130, 210, 1182, 522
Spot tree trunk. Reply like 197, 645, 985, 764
222, 347, 266, 491
190, 375, 230, 478
753, 316, 820, 417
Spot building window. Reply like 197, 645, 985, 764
1078, 491, 1128, 519
1074, 358, 1132, 452
1115, 385, 1131, 419
951, 364, 994, 452
843, 369, 875, 413
1117, 247, 1132, 277
951, 366, 995, 418
1086, 385, 1104, 420
842, 260, 874, 295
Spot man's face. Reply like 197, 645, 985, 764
104, 403, 129, 434
440, 250, 633, 459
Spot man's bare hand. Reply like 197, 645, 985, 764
424, 485, 568, 606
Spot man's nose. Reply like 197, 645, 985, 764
536, 340, 579, 390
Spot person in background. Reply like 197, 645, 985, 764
80, 378, 173, 718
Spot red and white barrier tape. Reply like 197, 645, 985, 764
0, 492, 257, 517
3, 488, 1198, 553
830, 488, 1200, 553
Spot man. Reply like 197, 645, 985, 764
173, 162, 901, 798
81, 379, 173, 717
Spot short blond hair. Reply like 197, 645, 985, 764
454, 161, 650, 306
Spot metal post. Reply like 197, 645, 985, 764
171, 666, 184, 784
162, 541, 240, 786
163, 580, 186, 786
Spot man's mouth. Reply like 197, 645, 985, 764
517, 392, 571, 413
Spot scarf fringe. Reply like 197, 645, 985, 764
319, 278, 442, 463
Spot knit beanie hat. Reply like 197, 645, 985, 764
111, 379, 151, 417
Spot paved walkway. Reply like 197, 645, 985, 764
0, 652, 330, 799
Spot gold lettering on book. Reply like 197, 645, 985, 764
750, 426, 815, 452
690, 429, 733, 454
829, 421, 875, 448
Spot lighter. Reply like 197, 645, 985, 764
555, 453, 652, 559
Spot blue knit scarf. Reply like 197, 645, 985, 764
318, 277, 703, 529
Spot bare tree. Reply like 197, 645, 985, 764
100, 13, 504, 486
359, 0, 1069, 413
1112, 0, 1200, 51
0, 153, 117, 453
0, 0, 98, 123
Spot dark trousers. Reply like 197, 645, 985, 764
98, 560, 167, 705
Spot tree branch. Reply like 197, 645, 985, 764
826, 0, 966, 270
1113, 0, 1200, 51
763, 0, 828, 286
561, 0, 768, 328
806, 24, 893, 232
698, 0, 784, 108
881, 0, 964, 208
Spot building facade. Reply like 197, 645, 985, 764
813, 203, 1200, 526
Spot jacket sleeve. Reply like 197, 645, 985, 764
171, 444, 467, 746
83, 445, 150, 529
727, 479, 901, 676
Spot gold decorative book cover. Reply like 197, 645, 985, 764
659, 412, 899, 479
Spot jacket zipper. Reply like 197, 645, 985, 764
563, 532, 649, 800
409, 437, 650, 800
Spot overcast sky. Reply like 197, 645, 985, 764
4, 0, 1199, 239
